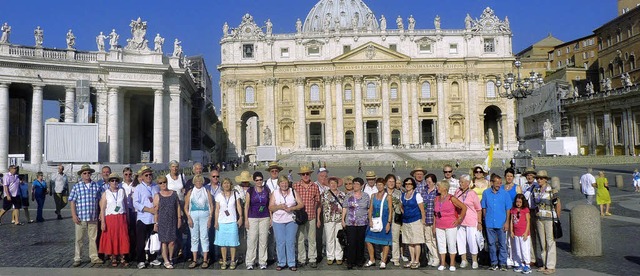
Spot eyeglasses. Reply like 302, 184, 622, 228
443, 170, 453, 173
211, 175, 220, 178
157, 181, 166, 184
109, 179, 119, 183
144, 173, 152, 177
474, 171, 483, 173
124, 173, 132, 176
255, 179, 263, 182
301, 173, 310, 176
82, 172, 91, 175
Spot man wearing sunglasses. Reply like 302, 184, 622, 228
293, 166, 321, 268
49, 164, 69, 220
132, 166, 160, 269
69, 165, 102, 267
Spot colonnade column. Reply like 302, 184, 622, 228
354, 75, 364, 150
153, 88, 165, 163
504, 91, 516, 150
0, 83, 9, 169
466, 74, 481, 149
30, 85, 43, 164
324, 76, 333, 148
96, 86, 108, 162
169, 86, 182, 161
381, 75, 391, 149
410, 75, 420, 145
436, 74, 446, 147
64, 86, 75, 123
265, 78, 277, 145
107, 87, 120, 163
295, 78, 307, 149
334, 76, 345, 150
400, 75, 410, 145
225, 80, 238, 158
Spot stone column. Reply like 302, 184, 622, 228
264, 78, 277, 145
225, 80, 238, 158
295, 78, 307, 149
604, 113, 613, 155
123, 94, 131, 163
107, 87, 120, 163
436, 74, 447, 147
169, 86, 182, 161
466, 74, 481, 150
30, 85, 44, 164
323, 76, 333, 148
335, 76, 345, 150
400, 75, 410, 145
153, 88, 165, 163
96, 86, 108, 162
64, 86, 75, 123
504, 95, 517, 151
587, 113, 595, 155
354, 75, 364, 150
410, 75, 420, 145
381, 75, 391, 149
0, 83, 9, 169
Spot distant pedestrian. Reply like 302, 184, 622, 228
32, 172, 47, 222
358, 161, 363, 173
579, 168, 596, 205
391, 161, 396, 173
633, 169, 640, 193
19, 175, 33, 223
595, 171, 611, 216
0, 165, 22, 225
50, 165, 69, 220
70, 165, 103, 267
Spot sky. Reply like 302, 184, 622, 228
0, 0, 617, 119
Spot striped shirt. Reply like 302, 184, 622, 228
68, 181, 100, 221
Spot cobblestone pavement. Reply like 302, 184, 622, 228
1, 164, 639, 275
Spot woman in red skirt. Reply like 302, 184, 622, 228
99, 173, 130, 266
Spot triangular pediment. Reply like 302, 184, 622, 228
332, 42, 410, 63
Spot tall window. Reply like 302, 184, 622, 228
421, 82, 431, 98
344, 84, 353, 101
310, 84, 320, 102
630, 55, 636, 70
366, 82, 376, 99
484, 38, 495, 52
390, 83, 398, 100
245, 86, 255, 103
486, 81, 496, 98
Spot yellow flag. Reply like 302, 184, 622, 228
484, 140, 494, 172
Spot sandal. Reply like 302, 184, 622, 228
188, 261, 197, 269
111, 257, 118, 267
290, 266, 297, 271
410, 262, 420, 269
229, 260, 237, 270
201, 261, 209, 269
119, 257, 128, 267
164, 262, 174, 269
404, 262, 412, 268
276, 266, 283, 271
221, 261, 228, 270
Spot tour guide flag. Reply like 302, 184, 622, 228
483, 140, 494, 172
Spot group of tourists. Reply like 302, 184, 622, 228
64, 161, 561, 274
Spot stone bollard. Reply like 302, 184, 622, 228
572, 176, 580, 190
551, 176, 561, 191
616, 175, 624, 189
571, 204, 602, 256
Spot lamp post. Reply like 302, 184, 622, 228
495, 59, 544, 173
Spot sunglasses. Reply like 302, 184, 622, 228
443, 170, 453, 173
124, 173, 132, 176
211, 175, 220, 178
255, 179, 263, 182
474, 171, 483, 173
157, 181, 167, 184
301, 173, 310, 176
82, 172, 91, 175
144, 173, 153, 177
109, 179, 119, 183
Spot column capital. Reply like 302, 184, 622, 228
295, 77, 305, 86
108, 86, 119, 93
381, 74, 390, 82
153, 87, 165, 94
64, 86, 75, 91
353, 75, 363, 83
323, 76, 334, 83
334, 76, 343, 83
263, 77, 278, 86
224, 79, 238, 87
31, 84, 44, 90
400, 74, 409, 83
436, 74, 448, 81
409, 74, 419, 83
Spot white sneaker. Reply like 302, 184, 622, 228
472, 262, 479, 269
449, 266, 456, 272
137, 262, 146, 269
365, 260, 375, 267
380, 262, 386, 269
402, 256, 409, 262
150, 259, 162, 266
460, 260, 469, 268
438, 265, 445, 271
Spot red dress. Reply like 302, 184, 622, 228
99, 189, 130, 255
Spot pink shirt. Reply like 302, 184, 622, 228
510, 207, 530, 236
434, 195, 458, 229
454, 189, 481, 227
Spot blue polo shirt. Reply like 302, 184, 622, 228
481, 187, 512, 229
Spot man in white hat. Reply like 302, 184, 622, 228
132, 166, 160, 269
363, 171, 378, 197
69, 165, 103, 267
265, 162, 283, 194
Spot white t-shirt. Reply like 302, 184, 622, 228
446, 178, 460, 195
265, 178, 279, 194
166, 173, 185, 201
215, 192, 239, 224
121, 181, 135, 210
363, 185, 378, 197
579, 173, 596, 195
104, 189, 126, 216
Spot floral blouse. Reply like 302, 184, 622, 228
344, 192, 370, 226
321, 189, 345, 223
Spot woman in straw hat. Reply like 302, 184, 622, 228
531, 170, 560, 275
99, 173, 130, 267
471, 164, 490, 201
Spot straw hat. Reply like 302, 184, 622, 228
137, 165, 153, 176
298, 165, 313, 175
328, 176, 344, 187
536, 170, 550, 180
235, 170, 253, 183
76, 164, 95, 176
523, 167, 537, 176
265, 161, 283, 172
472, 164, 487, 174
107, 173, 122, 183
365, 171, 376, 179
410, 167, 428, 177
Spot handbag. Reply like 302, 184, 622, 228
393, 212, 403, 225
370, 193, 387, 232
291, 188, 308, 225
475, 229, 485, 251
337, 229, 347, 247
145, 232, 161, 254
551, 197, 563, 239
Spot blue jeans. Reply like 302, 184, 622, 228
487, 227, 507, 265
35, 196, 45, 222
189, 210, 210, 253
273, 221, 298, 267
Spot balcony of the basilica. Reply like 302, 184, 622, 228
305, 100, 324, 109
418, 97, 436, 106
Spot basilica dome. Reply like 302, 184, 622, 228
303, 0, 378, 33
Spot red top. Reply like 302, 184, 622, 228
434, 195, 458, 229
293, 181, 320, 220
510, 207, 530, 236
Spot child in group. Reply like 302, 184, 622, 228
633, 169, 640, 193
509, 194, 531, 274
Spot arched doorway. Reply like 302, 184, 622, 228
345, 131, 354, 150
240, 111, 260, 156
483, 106, 502, 149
